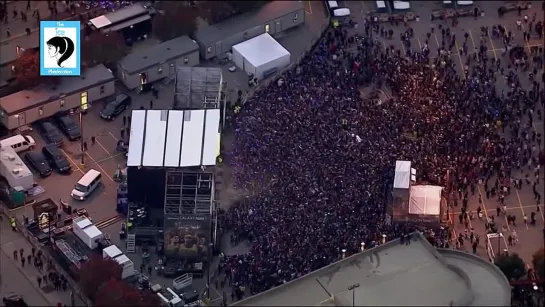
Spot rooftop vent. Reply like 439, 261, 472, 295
143, 56, 148, 59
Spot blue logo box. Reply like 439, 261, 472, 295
40, 20, 81, 76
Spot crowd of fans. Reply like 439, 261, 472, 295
218, 17, 545, 301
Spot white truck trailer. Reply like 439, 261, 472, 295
0, 145, 33, 190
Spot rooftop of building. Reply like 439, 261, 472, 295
194, 1, 304, 46
231, 232, 511, 306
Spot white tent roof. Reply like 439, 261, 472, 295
232, 33, 290, 67
127, 109, 221, 168
393, 160, 411, 189
409, 185, 443, 215
74, 216, 93, 230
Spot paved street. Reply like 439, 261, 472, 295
340, 0, 545, 264
0, 220, 86, 306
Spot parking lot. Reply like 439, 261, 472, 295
338, 0, 545, 263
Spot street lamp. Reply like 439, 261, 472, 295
71, 102, 88, 166
360, 242, 365, 252
348, 283, 360, 307
341, 249, 347, 259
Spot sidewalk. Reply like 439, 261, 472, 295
0, 220, 86, 306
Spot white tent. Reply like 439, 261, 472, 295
232, 33, 290, 80
393, 161, 411, 189
408, 185, 443, 216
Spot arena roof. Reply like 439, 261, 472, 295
231, 232, 511, 306
127, 109, 220, 168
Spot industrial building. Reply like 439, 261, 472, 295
232, 33, 291, 80
117, 36, 200, 90
0, 65, 115, 130
194, 1, 305, 60
173, 67, 224, 110
232, 232, 511, 306
125, 109, 221, 261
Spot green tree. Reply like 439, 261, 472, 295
82, 31, 127, 66
532, 248, 544, 280
153, 2, 198, 41
495, 253, 527, 281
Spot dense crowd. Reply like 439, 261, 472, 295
219, 19, 545, 300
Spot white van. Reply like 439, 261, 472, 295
333, 8, 351, 17
392, 1, 411, 10
71, 169, 102, 200
0, 135, 36, 153
327, 1, 339, 10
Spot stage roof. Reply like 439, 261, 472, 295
408, 185, 443, 216
127, 109, 220, 168
393, 160, 411, 189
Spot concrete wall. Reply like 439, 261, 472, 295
200, 8, 305, 60
117, 50, 200, 90
1, 81, 115, 130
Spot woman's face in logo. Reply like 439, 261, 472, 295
47, 44, 58, 58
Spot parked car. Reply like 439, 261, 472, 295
36, 121, 63, 146
42, 145, 71, 174
55, 114, 81, 141
100, 94, 132, 120
24, 151, 52, 177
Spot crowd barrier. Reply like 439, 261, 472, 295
1, 204, 93, 307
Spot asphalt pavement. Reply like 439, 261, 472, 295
341, 0, 545, 263
0, 220, 86, 306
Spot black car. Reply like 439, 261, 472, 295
55, 114, 81, 141
100, 94, 132, 120
37, 121, 64, 146
24, 152, 52, 177
42, 145, 71, 174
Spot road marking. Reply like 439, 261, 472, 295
476, 185, 489, 220
452, 204, 543, 214
538, 204, 545, 224
454, 39, 466, 79
433, 33, 441, 49
85, 152, 114, 182
467, 30, 477, 54
94, 152, 125, 164
95, 139, 112, 158
305, 0, 313, 15
515, 189, 529, 230
109, 132, 119, 142
519, 24, 533, 55
59, 148, 85, 174
417, 36, 422, 50
487, 32, 498, 59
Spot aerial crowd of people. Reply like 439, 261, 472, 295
217, 12, 545, 301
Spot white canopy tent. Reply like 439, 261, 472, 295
408, 185, 443, 216
393, 160, 411, 189
232, 33, 290, 80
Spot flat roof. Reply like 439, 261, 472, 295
118, 36, 199, 75
232, 33, 290, 67
194, 1, 304, 46
90, 3, 149, 29
438, 250, 511, 306
0, 147, 32, 179
174, 67, 223, 109
0, 64, 115, 115
232, 232, 508, 306
127, 109, 221, 168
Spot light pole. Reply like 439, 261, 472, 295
79, 110, 85, 166
348, 283, 360, 307
360, 242, 365, 252
341, 249, 347, 259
